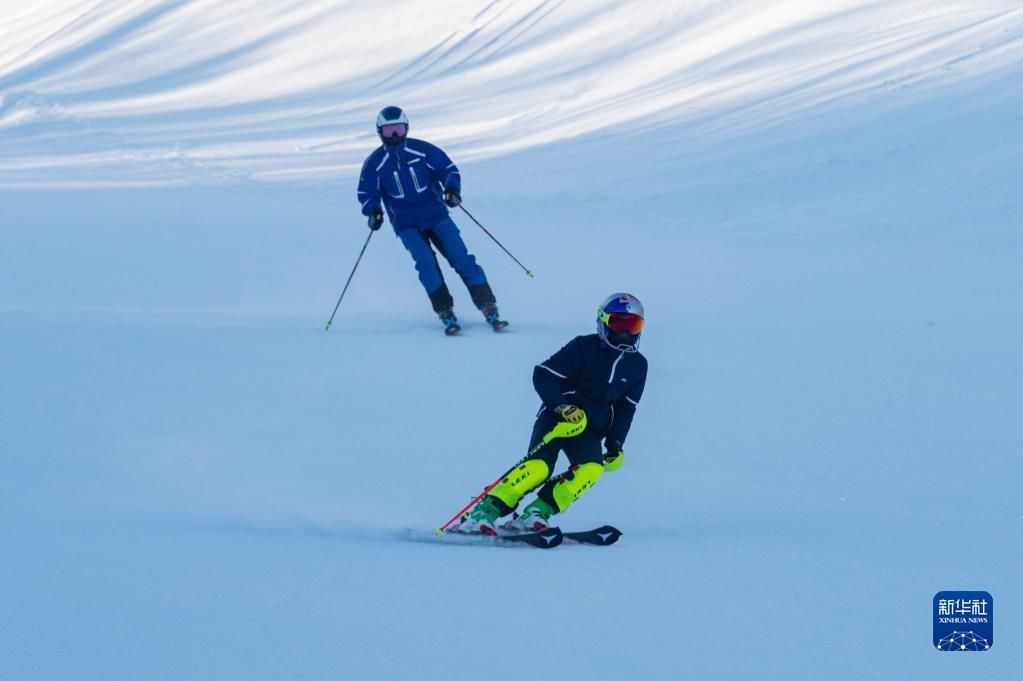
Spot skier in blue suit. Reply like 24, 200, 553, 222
357, 106, 506, 334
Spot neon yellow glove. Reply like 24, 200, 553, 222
553, 404, 586, 425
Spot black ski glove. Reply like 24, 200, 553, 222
367, 209, 384, 230
443, 187, 461, 208
603, 440, 624, 472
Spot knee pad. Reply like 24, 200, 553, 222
490, 458, 550, 510
545, 414, 587, 441
551, 462, 603, 513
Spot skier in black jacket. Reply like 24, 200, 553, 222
460, 293, 648, 534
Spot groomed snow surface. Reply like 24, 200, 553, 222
2, 2, 1021, 679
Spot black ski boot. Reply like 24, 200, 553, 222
439, 308, 461, 336
469, 284, 508, 332
481, 304, 509, 332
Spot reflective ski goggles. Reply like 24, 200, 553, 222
379, 123, 408, 138
599, 310, 645, 334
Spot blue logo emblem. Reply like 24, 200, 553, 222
934, 591, 992, 651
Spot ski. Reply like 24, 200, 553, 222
428, 526, 562, 549
500, 513, 622, 547
443, 322, 461, 336
499, 522, 621, 546
495, 526, 562, 548
414, 525, 618, 548
490, 319, 509, 332
562, 525, 622, 546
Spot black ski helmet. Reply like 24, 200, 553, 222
597, 292, 645, 352
376, 106, 409, 145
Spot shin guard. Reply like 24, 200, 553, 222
549, 462, 603, 513
489, 459, 550, 510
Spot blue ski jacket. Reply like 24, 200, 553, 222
532, 334, 648, 446
357, 139, 461, 232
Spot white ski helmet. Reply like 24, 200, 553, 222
376, 106, 409, 145
597, 292, 644, 352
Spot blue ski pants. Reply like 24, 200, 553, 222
397, 215, 487, 297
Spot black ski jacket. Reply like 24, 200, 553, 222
532, 333, 648, 446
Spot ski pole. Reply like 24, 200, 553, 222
434, 416, 586, 534
433, 479, 504, 535
458, 204, 534, 278
325, 229, 374, 331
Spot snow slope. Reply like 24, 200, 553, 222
2, 2, 1021, 680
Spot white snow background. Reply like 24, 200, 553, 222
2, 1, 1021, 679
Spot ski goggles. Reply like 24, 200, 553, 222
379, 123, 408, 138
599, 310, 645, 334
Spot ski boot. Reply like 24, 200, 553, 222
438, 308, 461, 336
459, 495, 503, 535
507, 498, 555, 532
481, 304, 508, 332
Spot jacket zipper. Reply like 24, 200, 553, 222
608, 351, 624, 383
